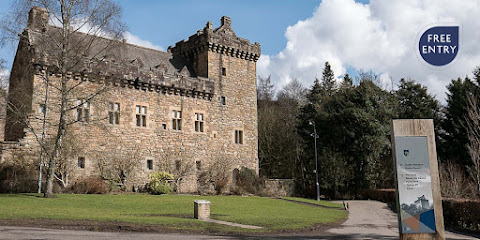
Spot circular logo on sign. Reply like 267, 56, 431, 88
418, 26, 459, 66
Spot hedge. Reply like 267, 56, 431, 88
360, 189, 480, 233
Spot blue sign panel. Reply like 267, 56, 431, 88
418, 26, 459, 66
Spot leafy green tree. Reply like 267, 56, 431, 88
298, 68, 397, 198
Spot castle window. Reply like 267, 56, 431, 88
235, 130, 243, 144
196, 161, 202, 171
76, 99, 90, 122
172, 110, 182, 130
77, 157, 85, 169
162, 124, 167, 130
136, 105, 147, 127
175, 160, 181, 171
146, 159, 153, 170
108, 102, 120, 125
220, 96, 226, 105
222, 67, 227, 76
194, 113, 204, 132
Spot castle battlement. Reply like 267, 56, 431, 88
170, 16, 261, 62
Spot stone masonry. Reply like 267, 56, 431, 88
0, 7, 260, 193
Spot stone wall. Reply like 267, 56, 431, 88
263, 179, 296, 197
1, 13, 260, 193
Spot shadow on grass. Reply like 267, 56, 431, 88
0, 193, 43, 198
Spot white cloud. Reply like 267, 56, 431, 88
123, 32, 164, 51
0, 68, 9, 88
50, 18, 164, 52
258, 0, 480, 102
0, 68, 9, 78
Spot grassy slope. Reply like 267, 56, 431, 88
0, 194, 347, 233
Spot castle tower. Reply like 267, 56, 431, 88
171, 17, 261, 173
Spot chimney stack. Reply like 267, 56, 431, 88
27, 7, 49, 31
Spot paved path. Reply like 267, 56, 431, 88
326, 200, 478, 240
1, 200, 479, 240
0, 226, 234, 240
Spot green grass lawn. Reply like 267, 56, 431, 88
0, 194, 347, 233
281, 197, 345, 209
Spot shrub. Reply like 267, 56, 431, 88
443, 198, 480, 233
235, 167, 263, 194
0, 149, 38, 193
147, 171, 173, 195
70, 178, 109, 194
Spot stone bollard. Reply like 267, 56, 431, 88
194, 200, 211, 220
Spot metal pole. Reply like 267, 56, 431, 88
37, 68, 48, 194
313, 123, 320, 201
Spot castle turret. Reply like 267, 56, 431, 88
170, 17, 261, 173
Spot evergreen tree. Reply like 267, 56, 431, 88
321, 62, 336, 93
396, 78, 440, 119
340, 73, 353, 88
441, 77, 478, 165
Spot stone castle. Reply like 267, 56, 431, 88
0, 7, 260, 193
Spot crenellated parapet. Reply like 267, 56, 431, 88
33, 67, 215, 101
170, 16, 261, 62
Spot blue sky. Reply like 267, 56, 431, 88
0, 0, 323, 68
2, 0, 480, 102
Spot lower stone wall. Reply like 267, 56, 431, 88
263, 179, 296, 197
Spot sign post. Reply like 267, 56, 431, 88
391, 119, 445, 240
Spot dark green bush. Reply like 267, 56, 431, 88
443, 198, 480, 233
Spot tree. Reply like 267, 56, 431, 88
257, 76, 275, 101
320, 62, 335, 93
0, 59, 7, 139
257, 78, 305, 179
1, 0, 125, 197
441, 77, 478, 166
396, 78, 440, 120
298, 69, 397, 198
340, 73, 353, 89
95, 148, 141, 191
277, 78, 307, 105
464, 92, 480, 196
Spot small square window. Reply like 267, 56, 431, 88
220, 96, 226, 105
108, 102, 120, 125
136, 105, 147, 127
162, 124, 167, 130
195, 113, 204, 132
147, 159, 153, 170
196, 161, 202, 171
172, 110, 182, 130
175, 160, 181, 171
77, 157, 85, 169
222, 67, 227, 76
235, 130, 243, 144
76, 99, 90, 122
